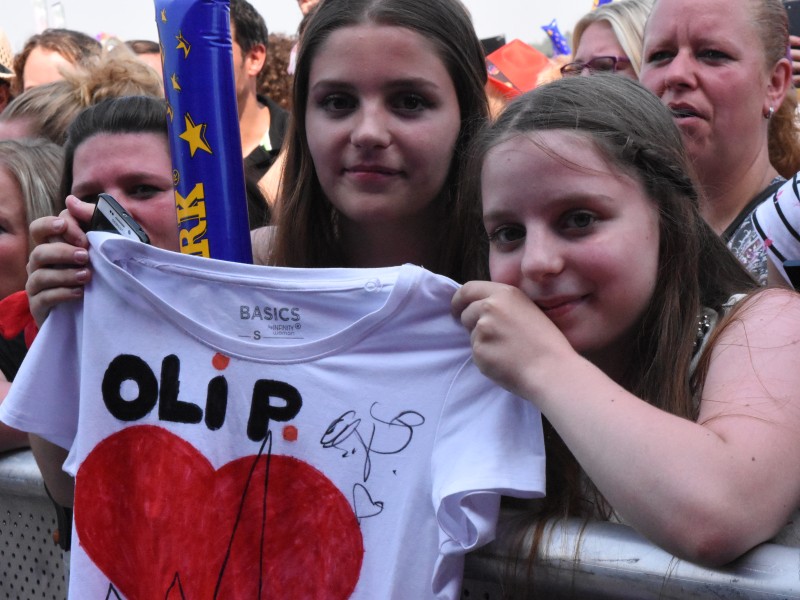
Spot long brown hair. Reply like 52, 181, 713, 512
469, 75, 758, 591
268, 0, 489, 282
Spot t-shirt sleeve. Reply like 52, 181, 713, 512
0, 302, 82, 450
432, 359, 546, 553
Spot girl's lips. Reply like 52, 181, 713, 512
344, 165, 402, 185
535, 296, 586, 319
345, 164, 401, 175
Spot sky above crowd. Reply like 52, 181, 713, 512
4, 0, 594, 53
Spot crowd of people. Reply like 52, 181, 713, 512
0, 0, 799, 597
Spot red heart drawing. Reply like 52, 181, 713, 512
75, 425, 363, 599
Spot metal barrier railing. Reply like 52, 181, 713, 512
463, 515, 800, 599
2, 450, 798, 599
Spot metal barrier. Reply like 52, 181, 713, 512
1, 450, 798, 599
463, 516, 800, 599
0, 450, 67, 600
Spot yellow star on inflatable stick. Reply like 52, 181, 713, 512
171, 73, 181, 91
176, 32, 191, 59
166, 102, 174, 122
179, 113, 212, 157
161, 8, 167, 22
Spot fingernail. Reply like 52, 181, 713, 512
75, 269, 89, 283
53, 218, 65, 230
74, 249, 89, 263
71, 287, 84, 297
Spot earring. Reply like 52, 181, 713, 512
764, 106, 775, 119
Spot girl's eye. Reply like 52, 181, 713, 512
487, 225, 525, 247
393, 94, 428, 112
562, 211, 597, 230
321, 94, 356, 113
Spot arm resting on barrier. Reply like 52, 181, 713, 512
454, 285, 800, 566
465, 516, 800, 599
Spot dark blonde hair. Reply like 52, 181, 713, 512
749, 0, 800, 177
269, 0, 489, 282
471, 75, 758, 586
0, 138, 64, 247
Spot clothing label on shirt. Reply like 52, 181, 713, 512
237, 304, 303, 340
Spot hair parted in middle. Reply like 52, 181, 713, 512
268, 0, 490, 283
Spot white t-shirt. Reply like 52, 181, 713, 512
1, 233, 546, 600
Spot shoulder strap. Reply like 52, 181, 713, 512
721, 178, 785, 242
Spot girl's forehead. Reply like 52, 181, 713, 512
311, 23, 447, 71
483, 130, 644, 192
305, 23, 457, 100
488, 131, 597, 164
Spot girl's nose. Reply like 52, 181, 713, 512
520, 233, 565, 282
350, 103, 391, 149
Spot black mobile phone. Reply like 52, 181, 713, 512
783, 260, 800, 290
785, 0, 800, 38
89, 193, 150, 244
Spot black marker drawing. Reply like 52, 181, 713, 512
321, 403, 424, 520
353, 483, 384, 522
321, 403, 424, 482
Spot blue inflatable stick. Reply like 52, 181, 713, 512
155, 0, 253, 263
541, 19, 571, 56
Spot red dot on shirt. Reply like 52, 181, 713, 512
212, 353, 230, 370
283, 426, 298, 442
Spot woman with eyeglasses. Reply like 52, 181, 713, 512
639, 0, 800, 284
561, 0, 653, 79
